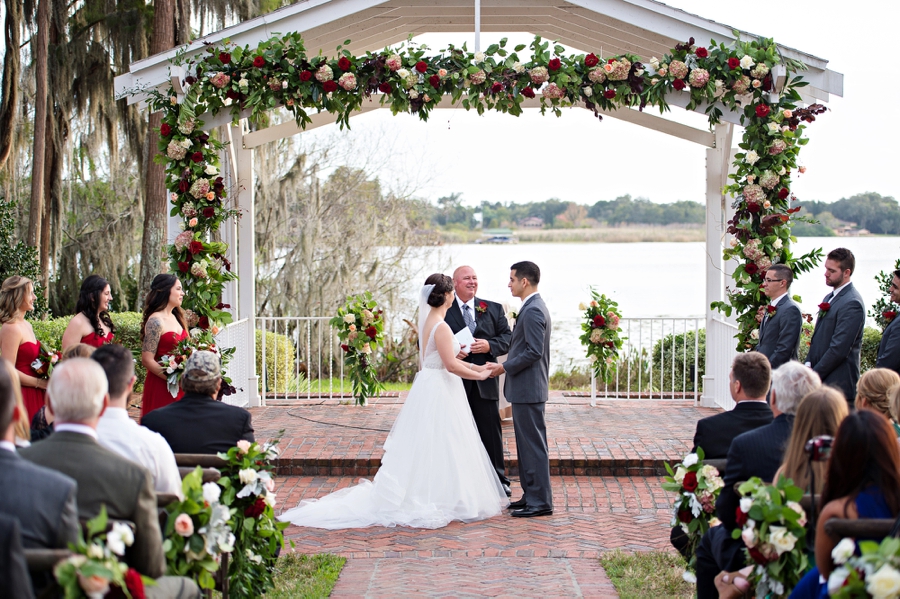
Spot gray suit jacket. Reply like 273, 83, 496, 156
877, 316, 900, 374
807, 283, 866, 401
755, 296, 802, 369
503, 294, 551, 404
19, 431, 165, 578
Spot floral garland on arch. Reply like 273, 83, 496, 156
140, 33, 826, 333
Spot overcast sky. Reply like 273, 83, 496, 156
298, 0, 894, 209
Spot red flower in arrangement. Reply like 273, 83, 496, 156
748, 546, 774, 565
219, 52, 231, 65
159, 123, 172, 137
592, 314, 606, 327
672, 79, 686, 90
188, 240, 204, 255
244, 496, 266, 518
429, 74, 441, 90
608, 58, 616, 64
415, 60, 428, 73
191, 152, 203, 163
778, 188, 790, 200
605, 341, 615, 348
819, 302, 831, 313
490, 82, 503, 94
755, 104, 771, 118
225, 90, 240, 100
548, 58, 562, 71
521, 86, 535, 98
884, 311, 897, 322
365, 326, 378, 339
745, 263, 759, 275
728, 57, 741, 69
695, 47, 709, 58
124, 568, 146, 599
299, 70, 313, 81
178, 180, 190, 193
322, 80, 338, 93
178, 261, 190, 273
202, 207, 216, 218
253, 56, 265, 68
584, 53, 599, 67
338, 56, 351, 71
198, 316, 210, 330
747, 202, 761, 213
378, 82, 392, 93
340, 343, 350, 352
677, 509, 693, 524
682, 471, 698, 492
735, 506, 749, 527
603, 89, 616, 99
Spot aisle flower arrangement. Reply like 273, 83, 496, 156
54, 505, 153, 598
733, 476, 809, 598
158, 328, 237, 397
829, 536, 900, 598
662, 448, 724, 575
137, 30, 827, 381
578, 288, 624, 384
330, 292, 385, 405
31, 340, 61, 379
217, 439, 289, 597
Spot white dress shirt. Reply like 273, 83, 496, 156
96, 407, 184, 499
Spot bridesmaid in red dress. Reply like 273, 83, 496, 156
0, 276, 48, 420
61, 275, 116, 351
140, 274, 188, 420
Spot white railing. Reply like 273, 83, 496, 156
216, 318, 252, 407
705, 317, 740, 411
589, 317, 704, 403
257, 316, 344, 403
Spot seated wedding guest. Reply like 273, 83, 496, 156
93, 344, 183, 500
30, 343, 95, 442
0, 513, 34, 598
142, 350, 254, 454
0, 357, 79, 595
18, 358, 200, 599
791, 410, 900, 598
0, 275, 48, 421
855, 368, 900, 435
876, 269, 900, 375
695, 361, 821, 599
61, 275, 116, 351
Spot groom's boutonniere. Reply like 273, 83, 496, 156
767, 304, 777, 318
817, 302, 831, 318
475, 301, 488, 314
506, 309, 518, 323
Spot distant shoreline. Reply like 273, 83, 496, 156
438, 225, 705, 244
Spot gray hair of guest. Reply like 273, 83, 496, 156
771, 362, 822, 415
47, 358, 108, 422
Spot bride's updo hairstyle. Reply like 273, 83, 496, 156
424, 273, 454, 307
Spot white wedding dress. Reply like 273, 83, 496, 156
278, 321, 508, 529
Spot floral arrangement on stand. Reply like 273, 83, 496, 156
54, 505, 153, 599
870, 259, 900, 332
217, 439, 289, 598
162, 467, 235, 591
158, 328, 237, 398
134, 29, 827, 350
733, 476, 809, 598
578, 288, 624, 384
330, 292, 385, 406
829, 536, 900, 598
662, 448, 724, 578
31, 340, 61, 379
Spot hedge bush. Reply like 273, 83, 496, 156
256, 330, 297, 393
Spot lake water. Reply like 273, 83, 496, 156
411, 236, 900, 367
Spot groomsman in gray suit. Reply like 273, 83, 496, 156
876, 269, 900, 375
755, 264, 803, 369
487, 261, 552, 518
806, 248, 866, 404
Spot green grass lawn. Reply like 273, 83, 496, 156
267, 553, 346, 598
599, 550, 694, 599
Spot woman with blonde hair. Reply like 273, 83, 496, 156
0, 276, 47, 420
0, 358, 31, 446
857, 368, 900, 436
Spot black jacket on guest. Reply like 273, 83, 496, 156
692, 401, 774, 460
141, 392, 255, 454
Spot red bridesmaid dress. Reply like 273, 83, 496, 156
14, 341, 46, 421
81, 331, 115, 348
140, 328, 188, 420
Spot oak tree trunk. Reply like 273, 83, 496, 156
28, 0, 50, 249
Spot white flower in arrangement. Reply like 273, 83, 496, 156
786, 501, 807, 526
205, 164, 218, 176
778, 166, 786, 176
282, 80, 288, 89
202, 482, 222, 505
768, 525, 797, 555
831, 538, 856, 565
740, 275, 750, 285
513, 61, 524, 73
474, 51, 485, 63
739, 55, 755, 69
189, 328, 202, 338
750, 329, 759, 340
397, 68, 410, 79
674, 466, 686, 484
361, 342, 372, 354
408, 89, 419, 99
343, 314, 356, 324
106, 522, 134, 556
237, 439, 252, 453
828, 567, 851, 596
87, 543, 105, 559
773, 238, 783, 249
634, 68, 644, 77
578, 302, 587, 310
745, 150, 759, 165
238, 468, 258, 485
713, 79, 726, 98
651, 77, 659, 85
740, 497, 753, 513
867, 564, 900, 599
179, 139, 193, 150
767, 122, 780, 134
751, 79, 762, 89
238, 77, 248, 88
682, 453, 699, 467
264, 493, 277, 508
589, 354, 598, 363
649, 57, 660, 70
583, 86, 593, 97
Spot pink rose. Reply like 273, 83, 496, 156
174, 513, 194, 537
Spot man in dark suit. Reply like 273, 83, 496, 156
806, 247, 866, 404
142, 350, 254, 454
19, 358, 200, 599
445, 265, 512, 496
694, 361, 821, 598
487, 261, 552, 518
755, 264, 803, 369
876, 269, 900, 375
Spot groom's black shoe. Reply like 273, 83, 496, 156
507, 497, 528, 509
502, 483, 512, 498
511, 506, 553, 518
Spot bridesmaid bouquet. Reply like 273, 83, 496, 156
31, 341, 61, 379
159, 329, 236, 397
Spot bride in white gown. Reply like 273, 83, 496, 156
278, 274, 509, 529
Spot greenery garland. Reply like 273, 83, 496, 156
143, 33, 826, 347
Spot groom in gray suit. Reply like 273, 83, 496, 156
487, 261, 553, 518
806, 247, 866, 404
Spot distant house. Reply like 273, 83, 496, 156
520, 217, 544, 229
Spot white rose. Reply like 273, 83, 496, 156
649, 57, 660, 69
87, 543, 104, 559
868, 564, 900, 599
729, 238, 738, 248
202, 482, 222, 505
828, 567, 851, 596
397, 68, 409, 79
634, 68, 644, 77
741, 526, 758, 548
474, 52, 485, 63
750, 329, 759, 340
740, 497, 753, 513
767, 122, 780, 133
343, 314, 356, 324
786, 501, 807, 526
583, 86, 592, 97
683, 453, 699, 467
513, 61, 524, 73
205, 164, 218, 176
740, 55, 755, 69
773, 239, 783, 249
238, 78, 248, 88
107, 522, 133, 556
265, 493, 277, 507
778, 166, 786, 176
768, 525, 797, 555
238, 468, 258, 485
674, 466, 686, 483
831, 538, 856, 565
746, 150, 759, 165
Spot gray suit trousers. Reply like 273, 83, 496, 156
512, 402, 552, 510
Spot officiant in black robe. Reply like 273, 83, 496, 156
445, 266, 512, 496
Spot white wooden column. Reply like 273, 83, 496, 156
230, 121, 260, 407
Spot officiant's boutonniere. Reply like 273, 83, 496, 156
475, 301, 488, 314
817, 302, 831, 318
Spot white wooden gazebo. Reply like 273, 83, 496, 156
114, 0, 843, 409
